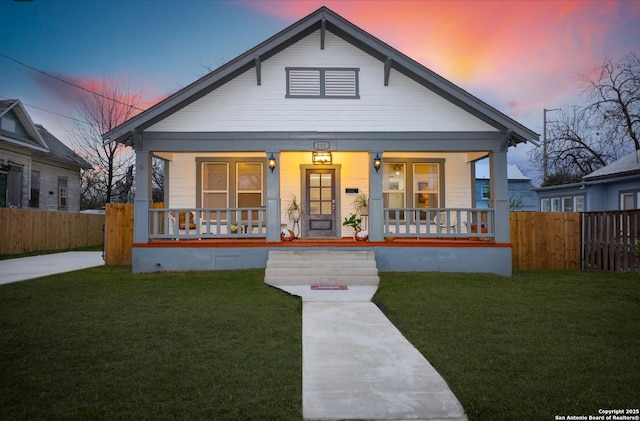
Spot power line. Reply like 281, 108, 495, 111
0, 52, 145, 111
0, 95, 92, 126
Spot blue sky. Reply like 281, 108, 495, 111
2, 0, 639, 182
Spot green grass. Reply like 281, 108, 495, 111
1, 268, 638, 420
0, 267, 302, 420
374, 270, 640, 420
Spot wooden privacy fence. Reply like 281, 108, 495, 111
104, 203, 135, 266
510, 212, 582, 270
582, 210, 639, 272
0, 208, 104, 255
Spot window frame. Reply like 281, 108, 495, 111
285, 67, 360, 99
620, 189, 640, 210
196, 157, 266, 212
58, 177, 67, 210
382, 158, 445, 221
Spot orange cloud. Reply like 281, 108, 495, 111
242, 0, 640, 123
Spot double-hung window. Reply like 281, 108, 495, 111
286, 67, 359, 98
198, 159, 264, 221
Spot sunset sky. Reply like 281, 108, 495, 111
1, 0, 639, 180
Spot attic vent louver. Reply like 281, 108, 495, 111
286, 67, 359, 98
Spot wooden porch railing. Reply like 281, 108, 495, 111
383, 207, 494, 239
149, 207, 267, 240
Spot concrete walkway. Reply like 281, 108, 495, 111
0, 251, 104, 285
276, 285, 467, 421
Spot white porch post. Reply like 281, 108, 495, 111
266, 151, 281, 242
134, 149, 152, 243
368, 151, 383, 241
489, 150, 510, 243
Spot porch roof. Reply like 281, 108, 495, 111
103, 7, 539, 149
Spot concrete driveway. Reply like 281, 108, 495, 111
0, 251, 104, 285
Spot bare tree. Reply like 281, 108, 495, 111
69, 80, 142, 206
531, 49, 639, 186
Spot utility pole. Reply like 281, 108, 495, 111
543, 108, 561, 181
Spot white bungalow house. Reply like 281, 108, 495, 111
104, 7, 538, 276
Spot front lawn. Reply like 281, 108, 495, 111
374, 270, 640, 420
1, 268, 638, 420
0, 267, 302, 420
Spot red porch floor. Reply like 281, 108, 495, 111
137, 238, 508, 248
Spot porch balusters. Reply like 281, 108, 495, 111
149, 207, 267, 240
383, 207, 494, 239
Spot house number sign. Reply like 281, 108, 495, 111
313, 141, 330, 150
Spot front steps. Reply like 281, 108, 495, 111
264, 250, 379, 287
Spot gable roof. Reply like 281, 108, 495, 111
583, 150, 640, 181
34, 125, 92, 169
1, 99, 91, 169
476, 164, 531, 180
0, 99, 48, 151
103, 6, 539, 147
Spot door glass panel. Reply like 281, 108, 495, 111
309, 171, 332, 215
621, 193, 634, 210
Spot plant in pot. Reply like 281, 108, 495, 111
342, 213, 368, 241
286, 195, 303, 222
353, 192, 368, 216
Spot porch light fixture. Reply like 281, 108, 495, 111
373, 153, 382, 173
312, 151, 332, 165
268, 154, 277, 173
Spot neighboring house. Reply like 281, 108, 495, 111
103, 7, 538, 276
0, 99, 91, 211
535, 150, 640, 212
475, 164, 537, 211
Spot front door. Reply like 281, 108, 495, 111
305, 168, 336, 237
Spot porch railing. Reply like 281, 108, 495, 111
383, 207, 494, 239
148, 207, 493, 240
149, 207, 267, 240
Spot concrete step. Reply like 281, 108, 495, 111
264, 250, 379, 287
267, 259, 376, 270
268, 250, 375, 261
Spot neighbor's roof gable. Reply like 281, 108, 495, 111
0, 99, 91, 169
104, 6, 539, 147
0, 99, 48, 152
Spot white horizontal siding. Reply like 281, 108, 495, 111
168, 151, 471, 237
148, 30, 493, 133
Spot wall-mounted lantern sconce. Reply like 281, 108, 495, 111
312, 151, 332, 165
373, 153, 382, 173
268, 153, 276, 173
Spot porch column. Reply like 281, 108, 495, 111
368, 150, 383, 241
489, 150, 510, 243
134, 149, 152, 243
266, 151, 281, 242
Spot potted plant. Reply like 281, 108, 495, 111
286, 195, 303, 222
353, 192, 368, 216
342, 213, 367, 241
